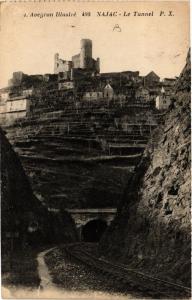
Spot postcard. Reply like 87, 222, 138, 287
0, 0, 190, 299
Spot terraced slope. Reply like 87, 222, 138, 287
3, 100, 159, 209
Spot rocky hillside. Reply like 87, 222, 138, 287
100, 50, 191, 287
1, 128, 77, 253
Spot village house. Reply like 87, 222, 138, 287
100, 71, 139, 82
43, 74, 58, 83
22, 88, 34, 97
162, 78, 177, 86
161, 78, 176, 97
103, 84, 114, 99
83, 84, 130, 102
59, 81, 74, 90
156, 94, 171, 110
144, 71, 160, 87
156, 87, 171, 110
83, 91, 103, 101
135, 86, 150, 102
120, 71, 140, 82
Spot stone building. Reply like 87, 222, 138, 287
72, 39, 100, 72
104, 84, 114, 99
161, 78, 176, 97
155, 87, 171, 110
135, 86, 150, 101
0, 96, 31, 124
162, 78, 177, 86
59, 81, 74, 90
83, 91, 103, 101
121, 71, 140, 82
54, 54, 73, 75
100, 71, 139, 82
144, 71, 160, 87
43, 74, 58, 82
155, 77, 176, 110
8, 72, 27, 87
22, 88, 34, 97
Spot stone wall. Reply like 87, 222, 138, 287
0, 97, 31, 125
54, 53, 73, 74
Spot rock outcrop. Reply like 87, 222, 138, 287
1, 128, 77, 252
100, 50, 191, 287
1, 127, 42, 251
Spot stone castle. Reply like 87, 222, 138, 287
54, 39, 100, 76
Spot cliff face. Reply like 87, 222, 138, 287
100, 51, 191, 287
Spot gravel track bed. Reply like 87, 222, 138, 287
44, 246, 146, 298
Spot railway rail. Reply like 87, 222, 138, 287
62, 243, 191, 299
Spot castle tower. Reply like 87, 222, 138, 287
54, 53, 59, 73
80, 39, 92, 69
95, 58, 100, 73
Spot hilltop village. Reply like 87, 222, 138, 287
0, 39, 176, 124
0, 39, 181, 215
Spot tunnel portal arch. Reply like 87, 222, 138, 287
66, 208, 117, 241
81, 218, 108, 242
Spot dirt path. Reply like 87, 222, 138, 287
35, 246, 146, 300
37, 247, 57, 292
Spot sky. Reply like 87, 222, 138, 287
0, 1, 190, 88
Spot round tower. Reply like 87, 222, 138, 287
80, 39, 92, 69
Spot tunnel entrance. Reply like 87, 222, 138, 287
82, 219, 108, 242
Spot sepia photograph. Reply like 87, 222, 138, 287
0, 1, 191, 299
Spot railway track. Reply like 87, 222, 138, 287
62, 243, 191, 299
